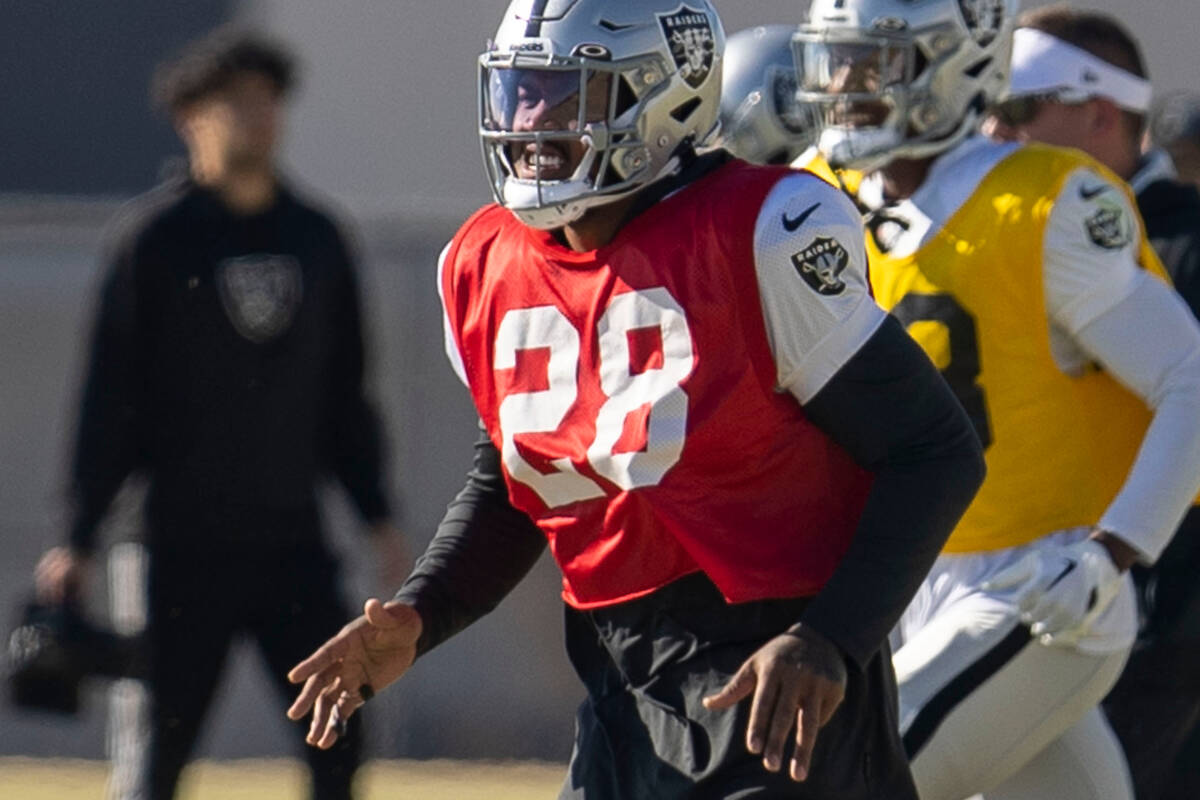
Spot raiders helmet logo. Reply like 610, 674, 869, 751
658, 5, 716, 89
217, 254, 303, 343
958, 0, 1005, 46
792, 237, 849, 295
1085, 202, 1131, 250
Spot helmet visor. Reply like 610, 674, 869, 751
794, 36, 911, 132
794, 39, 909, 97
484, 67, 611, 133
481, 65, 618, 186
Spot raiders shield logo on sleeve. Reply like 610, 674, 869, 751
792, 237, 849, 295
658, 5, 716, 89
1084, 200, 1131, 250
217, 254, 303, 343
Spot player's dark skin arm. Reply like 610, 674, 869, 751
704, 315, 987, 781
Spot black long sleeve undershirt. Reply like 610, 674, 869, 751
798, 314, 985, 668
396, 315, 985, 667
393, 428, 546, 656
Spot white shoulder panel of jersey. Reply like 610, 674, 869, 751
1043, 166, 1142, 336
436, 241, 470, 387
753, 170, 885, 404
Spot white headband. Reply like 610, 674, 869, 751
1009, 27, 1152, 113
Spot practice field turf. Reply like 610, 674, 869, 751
0, 757, 566, 799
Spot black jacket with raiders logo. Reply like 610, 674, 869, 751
1139, 176, 1200, 321
67, 177, 391, 553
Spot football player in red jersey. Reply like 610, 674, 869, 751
287, 1, 984, 797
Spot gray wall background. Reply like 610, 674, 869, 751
2, 0, 1198, 765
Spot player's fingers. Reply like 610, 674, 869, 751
701, 663, 757, 712
744, 673, 779, 759
789, 693, 824, 782
761, 679, 802, 773
362, 597, 394, 626
368, 598, 423, 638
288, 634, 348, 685
1028, 597, 1072, 636
307, 676, 344, 748
318, 705, 347, 750
314, 681, 371, 750
288, 662, 341, 720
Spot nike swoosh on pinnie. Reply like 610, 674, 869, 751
1079, 184, 1108, 200
783, 202, 821, 232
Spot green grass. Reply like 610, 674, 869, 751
0, 757, 566, 799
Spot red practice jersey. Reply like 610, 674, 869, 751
440, 159, 884, 609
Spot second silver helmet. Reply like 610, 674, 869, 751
795, 0, 1018, 169
719, 25, 820, 165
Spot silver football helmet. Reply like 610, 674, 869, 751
719, 25, 820, 165
479, 0, 725, 229
795, 0, 1018, 170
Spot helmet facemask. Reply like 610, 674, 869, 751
793, 31, 916, 170
480, 48, 671, 230
795, 0, 1017, 171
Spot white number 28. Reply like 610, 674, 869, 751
495, 287, 694, 508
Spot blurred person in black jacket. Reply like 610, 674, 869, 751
989, 8, 1200, 799
31, 28, 409, 800
1150, 90, 1200, 192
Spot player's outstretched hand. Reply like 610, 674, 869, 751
702, 624, 847, 782
286, 598, 422, 749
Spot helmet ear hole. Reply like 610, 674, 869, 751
965, 56, 992, 78
670, 97, 702, 123
616, 75, 638, 117
912, 49, 930, 83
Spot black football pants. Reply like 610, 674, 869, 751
558, 573, 918, 799
137, 514, 361, 800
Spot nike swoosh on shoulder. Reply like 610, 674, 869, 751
782, 202, 822, 232
1079, 183, 1110, 200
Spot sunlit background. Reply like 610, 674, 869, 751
2, 0, 1196, 771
